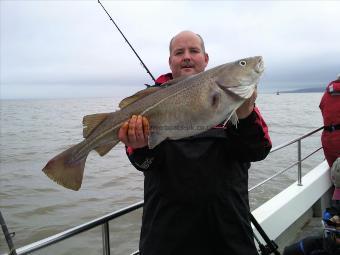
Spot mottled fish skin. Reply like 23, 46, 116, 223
42, 56, 264, 190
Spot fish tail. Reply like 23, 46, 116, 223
42, 143, 88, 191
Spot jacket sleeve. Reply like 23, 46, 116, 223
226, 106, 272, 162
125, 146, 163, 172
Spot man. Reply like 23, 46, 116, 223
118, 31, 272, 255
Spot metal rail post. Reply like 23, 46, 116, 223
0, 211, 17, 255
102, 222, 110, 255
297, 140, 302, 186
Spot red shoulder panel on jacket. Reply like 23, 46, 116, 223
155, 73, 173, 85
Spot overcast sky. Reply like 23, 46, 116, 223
1, 0, 339, 99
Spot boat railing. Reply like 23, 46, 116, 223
1, 126, 324, 255
249, 126, 323, 191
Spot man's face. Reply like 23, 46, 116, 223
169, 33, 209, 79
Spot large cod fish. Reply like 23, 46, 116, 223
43, 56, 264, 191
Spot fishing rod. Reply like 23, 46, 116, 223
0, 211, 17, 255
250, 213, 281, 255
98, 0, 156, 83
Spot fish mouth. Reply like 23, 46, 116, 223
255, 56, 264, 73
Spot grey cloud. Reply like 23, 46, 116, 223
1, 1, 340, 98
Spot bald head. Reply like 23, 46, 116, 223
168, 30, 209, 78
169, 31, 206, 54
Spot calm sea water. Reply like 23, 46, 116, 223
0, 92, 325, 254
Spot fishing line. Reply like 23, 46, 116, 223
98, 0, 156, 82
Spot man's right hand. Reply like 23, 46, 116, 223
118, 115, 150, 149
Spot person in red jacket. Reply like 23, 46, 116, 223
320, 75, 340, 200
118, 31, 272, 255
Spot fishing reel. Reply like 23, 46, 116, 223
257, 240, 280, 255
250, 213, 281, 255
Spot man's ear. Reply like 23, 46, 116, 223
205, 53, 209, 64
204, 53, 209, 67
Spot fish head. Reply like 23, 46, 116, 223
214, 56, 264, 98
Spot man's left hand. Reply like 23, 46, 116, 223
236, 88, 257, 119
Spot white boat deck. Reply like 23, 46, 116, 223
293, 217, 323, 240
252, 160, 331, 252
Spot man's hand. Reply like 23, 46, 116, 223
236, 88, 257, 119
118, 115, 150, 149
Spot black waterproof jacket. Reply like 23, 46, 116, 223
126, 74, 272, 255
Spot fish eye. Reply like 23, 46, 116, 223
239, 60, 247, 67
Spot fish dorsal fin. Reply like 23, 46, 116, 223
160, 75, 188, 87
83, 113, 110, 138
95, 140, 120, 156
119, 87, 162, 109
118, 76, 190, 109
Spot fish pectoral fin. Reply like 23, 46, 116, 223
119, 87, 162, 109
222, 110, 239, 127
83, 113, 110, 138
229, 111, 239, 126
148, 132, 166, 149
95, 141, 119, 157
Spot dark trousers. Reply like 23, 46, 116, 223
283, 236, 330, 255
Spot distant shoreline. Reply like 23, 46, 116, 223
276, 87, 325, 94
0, 87, 326, 100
